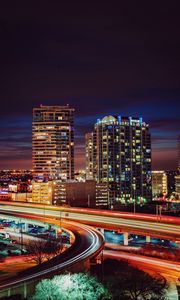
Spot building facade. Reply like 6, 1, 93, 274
85, 133, 94, 180
32, 105, 74, 181
175, 175, 180, 194
31, 181, 53, 205
89, 115, 151, 207
53, 180, 108, 208
152, 171, 168, 197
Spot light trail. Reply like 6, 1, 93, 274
102, 250, 180, 285
1, 201, 179, 225
0, 214, 104, 290
0, 204, 180, 240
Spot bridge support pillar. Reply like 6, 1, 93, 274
123, 232, 128, 246
7, 288, 11, 297
146, 235, 151, 243
24, 222, 28, 232
70, 233, 75, 244
99, 228, 104, 235
55, 229, 58, 239
23, 282, 27, 299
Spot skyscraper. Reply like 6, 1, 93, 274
85, 132, 94, 180
32, 105, 74, 180
89, 115, 151, 208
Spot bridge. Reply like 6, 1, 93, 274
0, 201, 180, 298
0, 210, 104, 298
0, 201, 180, 244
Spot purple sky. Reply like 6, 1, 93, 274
0, 2, 179, 170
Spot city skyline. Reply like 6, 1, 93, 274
0, 2, 180, 170
0, 3, 180, 299
0, 107, 179, 171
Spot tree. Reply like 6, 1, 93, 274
102, 259, 167, 300
26, 238, 62, 265
32, 273, 111, 300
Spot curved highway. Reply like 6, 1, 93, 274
0, 202, 180, 241
0, 212, 105, 291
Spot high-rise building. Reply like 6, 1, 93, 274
152, 171, 168, 197
85, 133, 94, 179
90, 115, 151, 207
32, 105, 74, 180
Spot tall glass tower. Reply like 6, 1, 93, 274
91, 115, 151, 208
32, 105, 74, 181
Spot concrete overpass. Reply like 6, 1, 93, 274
0, 201, 180, 245
0, 211, 104, 298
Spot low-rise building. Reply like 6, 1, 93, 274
175, 175, 180, 194
31, 181, 53, 205
152, 171, 168, 197
53, 180, 108, 208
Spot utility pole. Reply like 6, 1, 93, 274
159, 205, 162, 222
19, 219, 23, 253
59, 207, 63, 251
101, 250, 104, 280
134, 199, 136, 213
156, 204, 162, 222
156, 204, 159, 222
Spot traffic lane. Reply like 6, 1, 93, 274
0, 213, 104, 289
1, 201, 180, 225
1, 205, 180, 240
102, 250, 180, 281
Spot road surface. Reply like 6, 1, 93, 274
0, 202, 180, 241
0, 212, 104, 291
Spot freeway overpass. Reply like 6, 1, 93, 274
0, 201, 180, 298
0, 212, 104, 298
0, 201, 180, 244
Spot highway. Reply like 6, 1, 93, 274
103, 250, 180, 281
0, 202, 180, 241
102, 250, 180, 300
0, 202, 180, 298
0, 212, 104, 291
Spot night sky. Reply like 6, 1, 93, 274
0, 2, 180, 170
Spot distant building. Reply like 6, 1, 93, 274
85, 133, 94, 180
175, 175, 180, 194
152, 171, 168, 197
31, 181, 53, 205
53, 180, 108, 208
74, 169, 86, 182
11, 192, 32, 202
95, 182, 109, 207
88, 115, 151, 207
166, 170, 178, 195
0, 191, 11, 201
32, 105, 74, 181
8, 184, 18, 193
